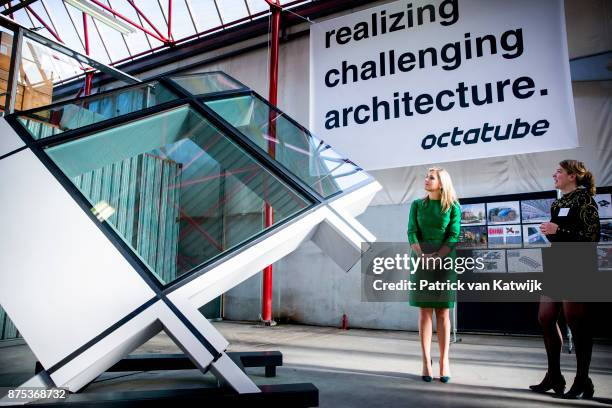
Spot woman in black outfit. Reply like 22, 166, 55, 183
530, 160, 600, 399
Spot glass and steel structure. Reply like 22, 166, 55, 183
0, 70, 379, 395
6, 71, 374, 288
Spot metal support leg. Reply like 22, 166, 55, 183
451, 303, 461, 344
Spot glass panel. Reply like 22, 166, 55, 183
16, 81, 177, 140
164, 0, 199, 40
185, 0, 223, 32
245, 0, 268, 15
170, 72, 245, 95
206, 94, 371, 198
17, 36, 98, 111
130, 0, 169, 47
215, 0, 248, 24
44, 106, 311, 285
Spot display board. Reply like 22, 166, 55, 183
457, 186, 612, 335
458, 187, 612, 273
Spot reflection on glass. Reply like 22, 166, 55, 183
45, 106, 311, 285
20, 37, 82, 109
1, 27, 135, 115
170, 72, 245, 95
206, 94, 371, 198
17, 82, 177, 140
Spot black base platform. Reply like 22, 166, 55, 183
36, 351, 283, 378
32, 352, 318, 407
109, 351, 282, 377
29, 383, 319, 407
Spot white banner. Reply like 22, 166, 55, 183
309, 0, 578, 170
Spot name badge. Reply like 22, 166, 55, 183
558, 208, 570, 216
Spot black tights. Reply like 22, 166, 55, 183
538, 297, 592, 380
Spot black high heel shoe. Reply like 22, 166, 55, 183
422, 358, 433, 382
439, 358, 450, 383
563, 377, 594, 399
529, 372, 566, 396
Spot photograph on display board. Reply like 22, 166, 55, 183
601, 220, 612, 243
459, 226, 488, 248
507, 249, 543, 273
488, 225, 522, 247
597, 245, 612, 271
460, 203, 486, 225
520, 199, 555, 223
595, 194, 612, 218
522, 224, 551, 247
487, 201, 521, 225
472, 250, 506, 273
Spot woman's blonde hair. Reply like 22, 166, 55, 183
559, 159, 596, 196
424, 167, 458, 213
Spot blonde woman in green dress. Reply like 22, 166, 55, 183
407, 167, 460, 383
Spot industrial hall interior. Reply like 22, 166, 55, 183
0, 0, 610, 407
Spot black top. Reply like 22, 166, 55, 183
542, 187, 601, 300
548, 187, 600, 242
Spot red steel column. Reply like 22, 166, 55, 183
83, 12, 93, 96
262, 0, 281, 325
168, 0, 173, 42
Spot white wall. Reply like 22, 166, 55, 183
131, 0, 611, 330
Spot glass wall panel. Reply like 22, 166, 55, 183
45, 106, 311, 285
16, 81, 177, 140
206, 94, 371, 198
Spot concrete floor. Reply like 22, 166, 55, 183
1, 322, 611, 407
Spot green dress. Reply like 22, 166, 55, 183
407, 198, 461, 308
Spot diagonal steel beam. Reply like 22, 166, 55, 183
183, 0, 197, 33
212, 0, 222, 25
106, 0, 132, 58
154, 0, 173, 43
61, 0, 85, 50
39, 0, 62, 39
25, 5, 63, 42
87, 0, 168, 43
2, 0, 39, 15
126, 0, 166, 41
90, 17, 112, 62
125, 0, 152, 50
